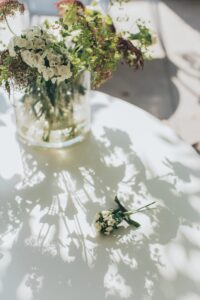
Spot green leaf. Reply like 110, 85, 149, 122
125, 218, 140, 228
5, 81, 10, 96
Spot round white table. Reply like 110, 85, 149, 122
0, 91, 200, 300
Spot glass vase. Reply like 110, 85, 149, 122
13, 71, 90, 148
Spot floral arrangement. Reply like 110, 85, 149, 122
94, 196, 155, 235
0, 0, 153, 91
0, 0, 154, 146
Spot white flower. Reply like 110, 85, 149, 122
51, 77, 57, 84
107, 217, 116, 226
23, 26, 42, 40
95, 222, 102, 232
44, 50, 62, 67
8, 38, 16, 57
102, 211, 111, 218
42, 67, 55, 81
34, 53, 44, 66
37, 61, 45, 73
64, 36, 75, 49
64, 29, 82, 49
54, 63, 72, 84
8, 36, 34, 57
22, 26, 56, 46
25, 40, 34, 49
33, 38, 45, 49
70, 29, 82, 38
21, 50, 35, 67
15, 37, 29, 48
45, 23, 63, 42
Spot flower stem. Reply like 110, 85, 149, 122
4, 14, 16, 36
114, 196, 127, 212
135, 201, 156, 213
123, 201, 156, 216
123, 201, 156, 228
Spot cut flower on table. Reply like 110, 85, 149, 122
94, 196, 156, 236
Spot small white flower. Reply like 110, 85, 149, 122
25, 40, 34, 49
21, 50, 35, 67
64, 36, 75, 49
106, 226, 113, 233
107, 218, 116, 226
33, 38, 45, 49
54, 63, 72, 83
23, 26, 42, 40
8, 38, 16, 57
95, 222, 102, 232
44, 22, 63, 42
37, 60, 47, 73
70, 29, 82, 38
42, 67, 55, 81
51, 77, 57, 84
64, 29, 82, 49
15, 37, 29, 48
102, 211, 111, 218
34, 53, 43, 66
45, 51, 62, 67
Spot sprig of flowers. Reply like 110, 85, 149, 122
7, 26, 73, 84
94, 196, 156, 235
0, 0, 154, 92
56, 0, 153, 88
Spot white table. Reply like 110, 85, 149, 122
0, 91, 200, 300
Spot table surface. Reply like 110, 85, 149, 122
0, 91, 200, 300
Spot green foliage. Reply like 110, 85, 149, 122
0, 1, 154, 92
129, 22, 153, 48
55, 1, 153, 87
0, 0, 154, 138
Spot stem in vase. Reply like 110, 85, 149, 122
4, 14, 16, 36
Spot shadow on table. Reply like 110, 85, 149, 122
0, 107, 200, 299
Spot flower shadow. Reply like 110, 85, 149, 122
0, 124, 200, 299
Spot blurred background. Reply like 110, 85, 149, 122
100, 0, 200, 148
2, 0, 200, 147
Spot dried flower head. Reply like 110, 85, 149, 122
0, 49, 36, 91
0, 0, 25, 22
56, 0, 84, 17
117, 37, 144, 69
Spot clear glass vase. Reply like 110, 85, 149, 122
13, 71, 91, 148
